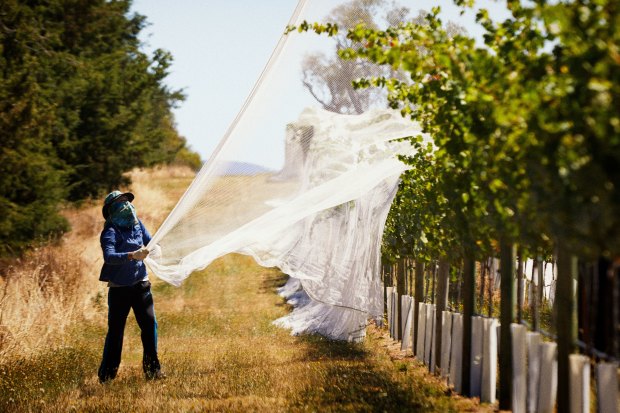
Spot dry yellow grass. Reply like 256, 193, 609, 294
0, 165, 193, 362
0, 252, 491, 412
0, 245, 82, 359
0, 165, 492, 412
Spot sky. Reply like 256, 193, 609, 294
130, 0, 510, 167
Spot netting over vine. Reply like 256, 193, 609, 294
145, 0, 430, 340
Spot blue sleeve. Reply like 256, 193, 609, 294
101, 227, 129, 264
140, 220, 152, 246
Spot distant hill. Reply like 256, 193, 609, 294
218, 161, 274, 176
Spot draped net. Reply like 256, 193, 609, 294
145, 0, 430, 341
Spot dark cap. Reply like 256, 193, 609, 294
102, 190, 134, 219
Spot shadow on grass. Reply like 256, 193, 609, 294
290, 334, 431, 412
259, 270, 293, 311
290, 332, 454, 411
302, 335, 451, 411
297, 334, 368, 362
259, 270, 288, 294
258, 269, 443, 410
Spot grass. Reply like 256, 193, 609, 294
0, 165, 195, 363
0, 252, 489, 412
0, 165, 491, 412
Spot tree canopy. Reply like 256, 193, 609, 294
295, 0, 619, 261
299, 0, 411, 114
0, 0, 201, 255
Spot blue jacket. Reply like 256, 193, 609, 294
99, 219, 152, 286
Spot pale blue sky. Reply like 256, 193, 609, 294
131, 0, 510, 164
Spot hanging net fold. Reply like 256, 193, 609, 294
145, 0, 430, 340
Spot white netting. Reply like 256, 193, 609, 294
145, 0, 431, 340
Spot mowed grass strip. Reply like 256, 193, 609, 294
0, 253, 486, 412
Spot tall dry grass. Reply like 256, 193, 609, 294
0, 250, 491, 412
0, 165, 195, 362
0, 245, 83, 359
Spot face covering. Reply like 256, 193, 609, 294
108, 201, 138, 228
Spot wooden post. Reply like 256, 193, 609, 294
424, 265, 428, 302
613, 263, 619, 359
435, 259, 450, 374
430, 262, 437, 303
576, 261, 586, 351
397, 258, 406, 341
556, 246, 577, 413
413, 261, 425, 352
461, 256, 476, 396
456, 266, 462, 311
517, 252, 524, 323
408, 258, 413, 296
499, 239, 515, 410
383, 262, 388, 323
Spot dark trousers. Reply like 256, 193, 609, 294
98, 281, 160, 382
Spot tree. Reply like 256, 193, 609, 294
298, 0, 619, 407
0, 0, 199, 255
300, 0, 411, 114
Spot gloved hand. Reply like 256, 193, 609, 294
131, 247, 149, 261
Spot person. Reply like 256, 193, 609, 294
97, 190, 164, 383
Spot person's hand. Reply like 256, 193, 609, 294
149, 244, 162, 260
131, 247, 149, 261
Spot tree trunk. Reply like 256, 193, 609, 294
594, 257, 616, 355
479, 259, 486, 314
435, 259, 450, 374
487, 258, 494, 317
517, 252, 524, 323
413, 261, 425, 353
531, 260, 539, 331
461, 256, 476, 396
456, 266, 462, 311
555, 246, 577, 413
499, 239, 515, 411
430, 263, 437, 303
396, 258, 406, 341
